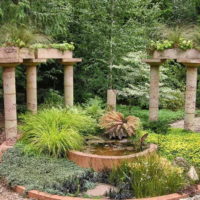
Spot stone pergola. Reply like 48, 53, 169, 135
144, 48, 200, 131
0, 47, 81, 139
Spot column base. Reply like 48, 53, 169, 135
149, 107, 159, 121
107, 89, 117, 111
5, 120, 17, 139
184, 113, 195, 131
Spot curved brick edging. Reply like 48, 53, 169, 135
1, 141, 200, 200
13, 185, 200, 200
68, 144, 158, 171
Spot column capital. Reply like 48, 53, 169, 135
61, 58, 82, 66
23, 59, 47, 66
177, 59, 200, 67
143, 59, 163, 67
0, 60, 22, 67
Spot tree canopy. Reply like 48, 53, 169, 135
0, 0, 200, 109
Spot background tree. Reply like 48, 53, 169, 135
69, 0, 160, 101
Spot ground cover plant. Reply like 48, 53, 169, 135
19, 107, 97, 157
148, 128, 200, 168
109, 154, 186, 198
0, 147, 98, 196
0, 146, 189, 199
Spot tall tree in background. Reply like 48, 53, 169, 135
0, 0, 72, 38
69, 0, 160, 101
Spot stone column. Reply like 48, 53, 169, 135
149, 65, 160, 121
26, 65, 37, 114
64, 64, 73, 106
107, 89, 117, 111
184, 66, 197, 131
3, 67, 17, 139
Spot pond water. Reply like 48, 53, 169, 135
84, 140, 144, 156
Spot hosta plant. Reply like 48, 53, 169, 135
99, 111, 140, 139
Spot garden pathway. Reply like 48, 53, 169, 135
170, 117, 200, 132
0, 183, 30, 200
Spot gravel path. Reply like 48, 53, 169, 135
181, 195, 200, 200
0, 183, 30, 200
170, 117, 200, 132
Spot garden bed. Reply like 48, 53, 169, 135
1, 108, 199, 200
0, 141, 200, 200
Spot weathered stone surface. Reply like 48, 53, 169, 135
3, 67, 17, 139
180, 195, 200, 200
85, 184, 117, 197
107, 89, 117, 111
64, 65, 73, 106
187, 166, 199, 181
184, 67, 197, 131
36, 49, 73, 59
149, 65, 160, 121
153, 48, 200, 60
26, 65, 37, 114
173, 157, 190, 171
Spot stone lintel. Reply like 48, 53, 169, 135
61, 58, 82, 65
36, 48, 73, 59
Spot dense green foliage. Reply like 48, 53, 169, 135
0, 147, 97, 195
19, 108, 97, 157
109, 154, 186, 198
0, 0, 200, 108
148, 128, 200, 167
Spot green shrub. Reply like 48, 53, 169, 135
109, 154, 186, 198
41, 89, 64, 108
62, 107, 98, 135
148, 128, 200, 168
0, 147, 96, 196
19, 108, 95, 157
160, 90, 184, 111
143, 120, 170, 134
84, 97, 105, 120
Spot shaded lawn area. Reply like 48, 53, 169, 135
118, 105, 200, 123
118, 105, 184, 123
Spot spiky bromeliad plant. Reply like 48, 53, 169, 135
99, 111, 140, 139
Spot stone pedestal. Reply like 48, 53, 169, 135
149, 65, 160, 121
64, 65, 73, 106
3, 67, 17, 139
184, 67, 197, 131
26, 65, 37, 114
107, 89, 117, 111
